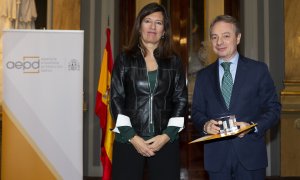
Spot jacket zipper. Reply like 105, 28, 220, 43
147, 69, 158, 134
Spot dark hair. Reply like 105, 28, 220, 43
209, 15, 241, 36
124, 3, 176, 58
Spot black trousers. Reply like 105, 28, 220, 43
111, 140, 180, 180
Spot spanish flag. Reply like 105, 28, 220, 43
95, 28, 114, 180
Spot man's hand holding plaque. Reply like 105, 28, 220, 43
189, 116, 257, 144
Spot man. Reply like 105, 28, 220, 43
191, 15, 281, 180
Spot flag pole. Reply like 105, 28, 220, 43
107, 16, 110, 27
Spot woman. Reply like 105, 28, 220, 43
110, 3, 187, 180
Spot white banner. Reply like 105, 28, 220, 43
2, 30, 83, 180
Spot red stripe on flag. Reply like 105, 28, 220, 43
95, 28, 114, 180
95, 91, 107, 129
101, 147, 112, 180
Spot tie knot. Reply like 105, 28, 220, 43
221, 62, 231, 72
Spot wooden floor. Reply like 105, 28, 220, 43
83, 176, 300, 180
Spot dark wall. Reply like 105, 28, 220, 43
35, 0, 47, 29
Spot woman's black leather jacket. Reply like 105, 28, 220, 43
110, 51, 188, 137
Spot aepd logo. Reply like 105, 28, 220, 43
6, 56, 40, 73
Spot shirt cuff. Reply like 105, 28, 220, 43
163, 126, 180, 143
167, 117, 184, 132
118, 126, 136, 142
112, 114, 132, 133
250, 121, 258, 133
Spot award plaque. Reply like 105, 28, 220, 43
217, 115, 239, 137
189, 123, 257, 144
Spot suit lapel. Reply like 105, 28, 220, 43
210, 61, 228, 110
229, 56, 247, 110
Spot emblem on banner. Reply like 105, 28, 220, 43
68, 59, 80, 71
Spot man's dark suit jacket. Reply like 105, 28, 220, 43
191, 55, 281, 172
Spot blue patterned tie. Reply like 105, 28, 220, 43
221, 62, 233, 109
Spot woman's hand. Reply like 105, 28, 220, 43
129, 135, 155, 157
145, 134, 170, 152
